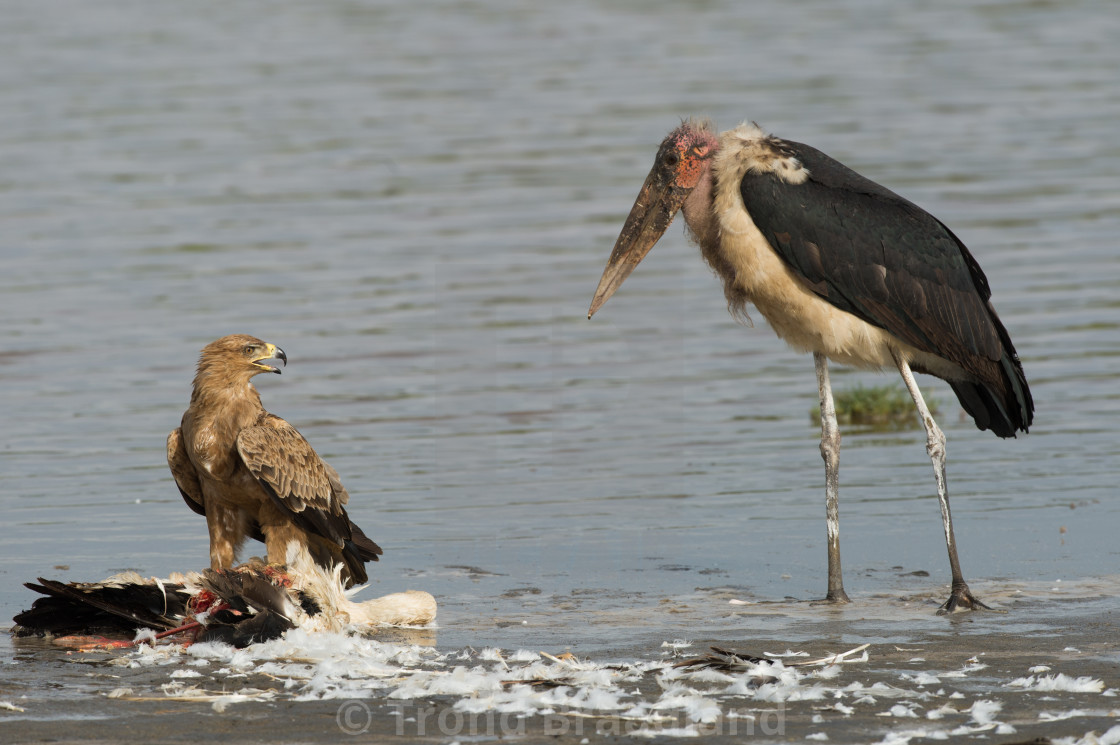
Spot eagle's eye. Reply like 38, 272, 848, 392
243, 345, 256, 356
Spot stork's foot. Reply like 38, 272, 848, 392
937, 584, 990, 614
812, 588, 851, 605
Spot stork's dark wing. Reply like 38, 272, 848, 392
740, 140, 1032, 435
741, 141, 1001, 363
236, 415, 382, 562
167, 428, 206, 516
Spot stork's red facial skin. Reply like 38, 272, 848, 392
659, 125, 718, 190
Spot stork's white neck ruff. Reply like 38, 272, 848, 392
719, 122, 810, 185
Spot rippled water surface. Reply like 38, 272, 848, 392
1, 0, 1119, 735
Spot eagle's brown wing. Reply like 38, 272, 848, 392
235, 415, 381, 569
322, 462, 350, 506
316, 463, 386, 562
167, 428, 206, 516
237, 416, 338, 514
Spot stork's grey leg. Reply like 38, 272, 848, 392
815, 352, 849, 603
892, 352, 988, 613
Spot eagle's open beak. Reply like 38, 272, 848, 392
252, 344, 287, 375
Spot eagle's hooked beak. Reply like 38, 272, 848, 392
252, 343, 287, 375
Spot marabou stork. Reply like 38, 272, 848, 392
589, 120, 1033, 612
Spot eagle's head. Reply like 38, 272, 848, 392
196, 334, 287, 384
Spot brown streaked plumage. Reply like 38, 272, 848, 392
167, 334, 382, 588
590, 120, 1033, 613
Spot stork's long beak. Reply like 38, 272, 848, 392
253, 343, 287, 375
588, 165, 690, 318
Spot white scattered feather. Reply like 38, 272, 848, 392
1008, 674, 1105, 693
754, 680, 829, 702
650, 691, 721, 723
132, 628, 158, 646
169, 669, 202, 679
872, 726, 950, 745
882, 704, 919, 718
1038, 709, 1097, 722
212, 689, 277, 713
477, 648, 506, 662
925, 703, 959, 720
969, 699, 1002, 726
793, 644, 870, 667
1052, 724, 1120, 745
680, 668, 736, 684
814, 665, 843, 680
765, 649, 810, 658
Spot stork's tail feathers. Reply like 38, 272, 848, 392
951, 348, 1033, 438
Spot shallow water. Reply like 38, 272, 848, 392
2, 0, 1119, 741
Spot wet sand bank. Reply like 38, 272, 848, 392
4, 581, 1117, 744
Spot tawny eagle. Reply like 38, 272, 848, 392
167, 335, 382, 587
